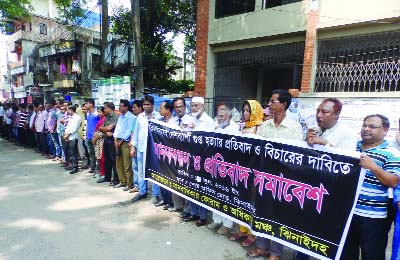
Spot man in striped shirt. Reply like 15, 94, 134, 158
341, 114, 400, 260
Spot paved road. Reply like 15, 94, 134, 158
0, 138, 394, 260
0, 138, 248, 260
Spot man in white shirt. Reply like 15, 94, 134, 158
63, 105, 82, 174
130, 95, 162, 203
299, 98, 357, 260
162, 97, 194, 215
183, 97, 214, 227
208, 106, 238, 234
306, 98, 358, 151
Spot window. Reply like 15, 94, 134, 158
263, 0, 303, 9
215, 0, 256, 19
39, 23, 47, 35
315, 31, 400, 92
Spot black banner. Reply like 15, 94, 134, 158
145, 121, 365, 260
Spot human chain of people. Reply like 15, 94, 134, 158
0, 89, 399, 260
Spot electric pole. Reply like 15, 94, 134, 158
101, 0, 109, 75
131, 0, 144, 97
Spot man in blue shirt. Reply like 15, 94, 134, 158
341, 114, 400, 260
113, 99, 135, 189
85, 98, 100, 173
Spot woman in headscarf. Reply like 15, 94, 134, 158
229, 99, 264, 247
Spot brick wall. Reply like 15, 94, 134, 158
300, 10, 318, 93
194, 0, 210, 97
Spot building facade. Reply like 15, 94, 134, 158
4, 0, 133, 104
195, 0, 400, 104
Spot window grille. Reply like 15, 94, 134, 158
315, 31, 400, 92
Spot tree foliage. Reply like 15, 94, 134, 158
53, 0, 88, 25
0, 0, 87, 30
110, 0, 197, 90
0, 0, 33, 23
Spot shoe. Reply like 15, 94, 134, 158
217, 226, 231, 235
69, 169, 78, 174
48, 155, 56, 159
163, 205, 171, 210
129, 187, 139, 193
109, 182, 114, 186
154, 200, 165, 207
65, 167, 73, 171
123, 186, 132, 191
180, 212, 191, 218
130, 194, 147, 203
207, 223, 221, 230
195, 219, 207, 227
97, 178, 107, 183
183, 215, 199, 222
167, 207, 182, 212
113, 183, 126, 188
88, 169, 95, 173
81, 165, 90, 170
151, 196, 162, 205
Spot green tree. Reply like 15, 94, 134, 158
0, 0, 87, 30
53, 0, 88, 25
0, 0, 33, 24
110, 0, 196, 90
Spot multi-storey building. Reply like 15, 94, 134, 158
194, 0, 400, 102
6, 0, 133, 103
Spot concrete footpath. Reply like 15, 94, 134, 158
0, 138, 247, 260
0, 138, 394, 260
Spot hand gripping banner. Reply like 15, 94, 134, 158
145, 121, 365, 260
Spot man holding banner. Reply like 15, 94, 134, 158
298, 98, 358, 260
247, 89, 303, 260
183, 96, 215, 227
130, 95, 162, 203
341, 114, 400, 260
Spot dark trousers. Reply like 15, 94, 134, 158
103, 138, 118, 183
18, 127, 27, 146
27, 129, 35, 147
47, 133, 55, 155
39, 132, 48, 153
35, 132, 41, 151
6, 124, 12, 140
68, 139, 78, 169
82, 140, 90, 166
340, 214, 387, 260
0, 116, 3, 136
62, 138, 69, 163
160, 187, 173, 207
87, 140, 96, 170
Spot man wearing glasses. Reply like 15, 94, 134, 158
248, 89, 303, 260
340, 114, 400, 260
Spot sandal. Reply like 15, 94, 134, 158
246, 248, 270, 259
241, 236, 256, 247
230, 232, 247, 241
129, 187, 139, 193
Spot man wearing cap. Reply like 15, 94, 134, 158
183, 96, 214, 227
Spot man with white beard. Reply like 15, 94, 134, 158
208, 105, 238, 234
